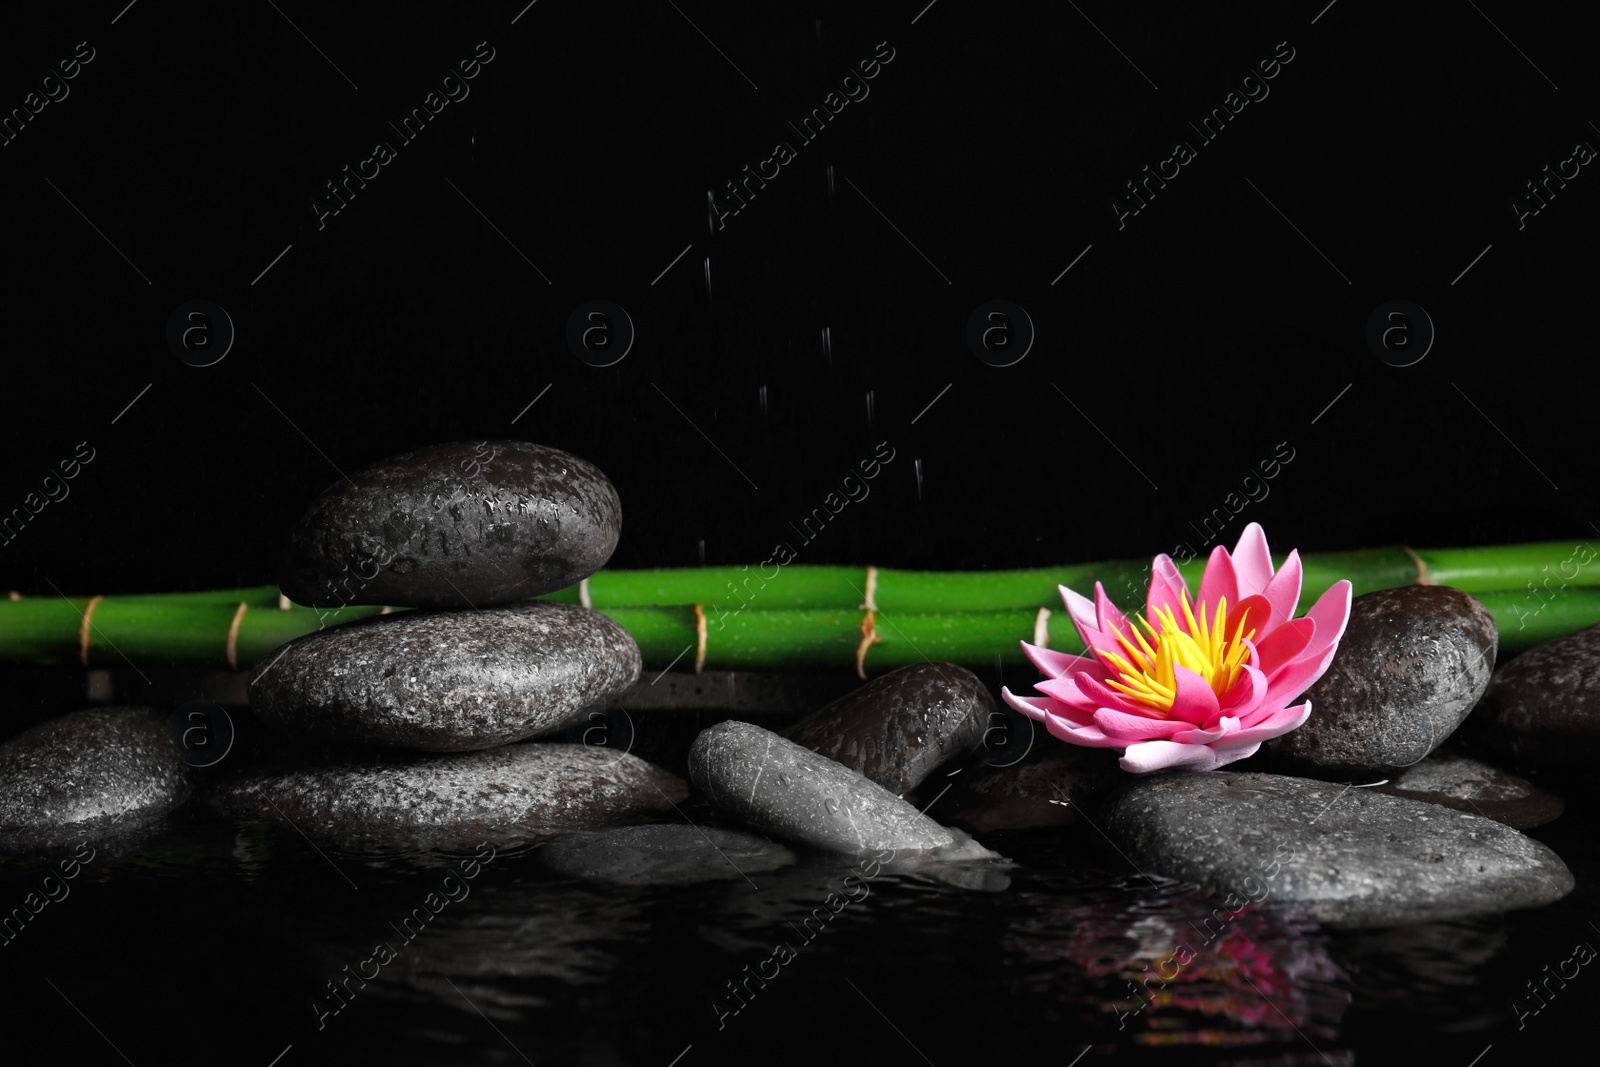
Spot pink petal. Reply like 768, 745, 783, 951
1094, 583, 1132, 637
1071, 672, 1158, 718
1230, 523, 1276, 595
1253, 619, 1314, 677
1301, 580, 1353, 660
1226, 594, 1275, 644
1000, 688, 1055, 721
1146, 553, 1189, 622
1092, 707, 1189, 741
1226, 701, 1312, 744
1022, 640, 1096, 681
1260, 549, 1304, 629
1205, 740, 1263, 769
1196, 544, 1239, 618
1168, 665, 1221, 726
1119, 740, 1222, 774
1036, 675, 1108, 714
1217, 663, 1266, 715
1172, 715, 1241, 746
1061, 585, 1098, 632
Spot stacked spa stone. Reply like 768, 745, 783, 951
208, 441, 687, 850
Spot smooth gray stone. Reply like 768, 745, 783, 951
1101, 771, 1573, 929
1261, 586, 1497, 778
208, 743, 686, 850
937, 744, 1121, 833
1372, 749, 1564, 829
541, 824, 795, 885
249, 601, 640, 751
278, 440, 621, 609
784, 662, 993, 795
1462, 621, 1600, 775
0, 707, 190, 852
688, 720, 996, 858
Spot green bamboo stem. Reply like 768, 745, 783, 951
1, 587, 1592, 674
535, 540, 1597, 613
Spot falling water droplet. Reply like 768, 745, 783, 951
704, 257, 712, 309
995, 652, 1004, 687
866, 390, 875, 428
759, 384, 768, 419
826, 164, 835, 206
815, 19, 824, 47
821, 326, 832, 369
698, 539, 706, 565
914, 457, 924, 503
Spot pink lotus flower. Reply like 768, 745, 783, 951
1002, 523, 1352, 774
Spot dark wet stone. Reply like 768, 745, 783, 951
0, 707, 191, 852
688, 720, 996, 857
1371, 748, 1564, 829
1461, 622, 1600, 776
936, 743, 1122, 833
278, 440, 622, 609
207, 743, 686, 850
1101, 770, 1572, 928
784, 662, 993, 795
249, 601, 640, 752
540, 824, 795, 885
1259, 586, 1497, 778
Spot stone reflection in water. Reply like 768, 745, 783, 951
1007, 885, 1351, 1051
1336, 917, 1508, 1036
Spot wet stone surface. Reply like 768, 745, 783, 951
1100, 770, 1573, 929
278, 439, 622, 610
688, 720, 996, 858
1261, 586, 1498, 778
1371, 748, 1564, 828
249, 601, 641, 752
207, 742, 686, 850
1461, 621, 1600, 777
784, 661, 994, 795
0, 707, 192, 852
540, 824, 795, 885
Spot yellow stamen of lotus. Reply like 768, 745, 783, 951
1100, 590, 1257, 714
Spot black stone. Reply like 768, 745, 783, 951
688, 720, 995, 857
1259, 586, 1497, 778
1372, 748, 1564, 828
0, 707, 191, 852
1461, 621, 1600, 777
784, 662, 994, 795
248, 601, 640, 751
936, 743, 1122, 833
207, 742, 687, 850
1101, 770, 1572, 928
278, 440, 621, 609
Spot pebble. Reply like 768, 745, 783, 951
0, 707, 191, 852
1371, 748, 1564, 829
1100, 770, 1572, 928
1461, 621, 1600, 777
249, 601, 641, 751
935, 744, 1121, 833
540, 824, 795, 885
207, 743, 686, 850
1260, 586, 1497, 778
277, 440, 622, 609
688, 720, 996, 858
784, 662, 994, 795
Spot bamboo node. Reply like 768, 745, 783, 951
379, 606, 394, 615
855, 609, 881, 680
1403, 546, 1437, 585
861, 565, 879, 611
6, 590, 21, 601
579, 577, 592, 609
693, 603, 707, 674
79, 595, 104, 666
226, 601, 249, 671
1034, 606, 1052, 647
277, 592, 291, 610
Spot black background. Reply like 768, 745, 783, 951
1, 0, 1594, 599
